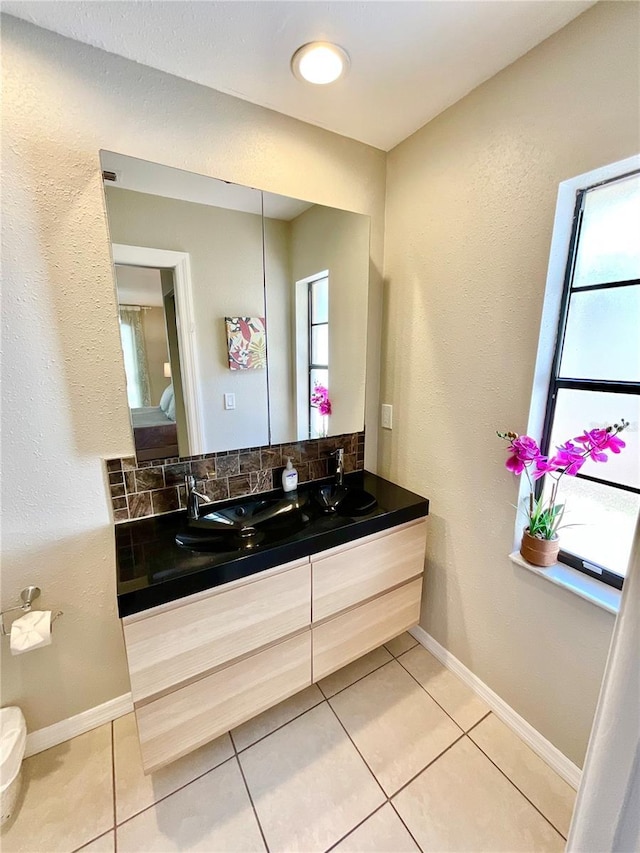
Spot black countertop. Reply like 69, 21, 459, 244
115, 470, 429, 617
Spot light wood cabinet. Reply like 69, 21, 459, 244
312, 519, 426, 622
123, 558, 310, 702
122, 518, 426, 773
137, 631, 312, 772
312, 578, 423, 681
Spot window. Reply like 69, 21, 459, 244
538, 169, 640, 588
118, 305, 152, 409
308, 274, 329, 438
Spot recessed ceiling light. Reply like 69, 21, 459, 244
291, 42, 350, 85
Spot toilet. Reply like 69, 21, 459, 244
0, 707, 26, 825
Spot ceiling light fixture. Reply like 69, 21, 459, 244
291, 42, 350, 85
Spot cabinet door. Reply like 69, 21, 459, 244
312, 519, 426, 622
136, 631, 311, 773
312, 578, 422, 681
123, 559, 310, 702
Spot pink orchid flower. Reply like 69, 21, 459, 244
532, 457, 559, 480
498, 419, 629, 543
551, 441, 586, 476
574, 428, 626, 460
505, 435, 541, 475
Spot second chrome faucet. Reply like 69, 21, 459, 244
332, 448, 345, 486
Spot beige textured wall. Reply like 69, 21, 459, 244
381, 0, 639, 766
0, 15, 386, 731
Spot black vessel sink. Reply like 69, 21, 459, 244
175, 494, 310, 551
314, 484, 377, 516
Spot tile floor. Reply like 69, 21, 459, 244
1, 635, 576, 852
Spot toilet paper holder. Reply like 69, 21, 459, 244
0, 586, 63, 637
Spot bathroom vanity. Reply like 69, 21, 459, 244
115, 471, 428, 773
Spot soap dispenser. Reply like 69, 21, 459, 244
282, 457, 298, 493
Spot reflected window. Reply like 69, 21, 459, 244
119, 305, 152, 408
538, 170, 640, 587
309, 275, 329, 438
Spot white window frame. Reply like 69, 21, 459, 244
294, 270, 329, 440
511, 154, 640, 610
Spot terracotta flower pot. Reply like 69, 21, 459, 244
520, 529, 560, 567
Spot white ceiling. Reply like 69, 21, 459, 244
4, 1, 596, 150
115, 265, 164, 307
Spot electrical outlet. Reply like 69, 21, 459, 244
381, 403, 393, 429
224, 393, 236, 410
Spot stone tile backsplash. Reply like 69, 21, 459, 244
105, 432, 365, 523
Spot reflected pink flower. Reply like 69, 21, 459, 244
311, 384, 332, 416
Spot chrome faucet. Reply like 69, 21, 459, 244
185, 475, 209, 520
332, 448, 345, 487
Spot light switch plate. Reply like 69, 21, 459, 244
381, 403, 393, 429
224, 393, 236, 410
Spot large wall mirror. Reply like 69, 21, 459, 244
100, 151, 370, 461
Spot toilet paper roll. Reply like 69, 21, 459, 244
10, 611, 52, 655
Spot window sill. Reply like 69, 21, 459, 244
508, 551, 621, 615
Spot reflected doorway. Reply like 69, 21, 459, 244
115, 263, 188, 460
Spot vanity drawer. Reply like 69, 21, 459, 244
136, 630, 312, 773
312, 519, 426, 621
123, 559, 310, 702
312, 578, 422, 681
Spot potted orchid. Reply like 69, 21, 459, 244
498, 420, 628, 566
311, 382, 332, 438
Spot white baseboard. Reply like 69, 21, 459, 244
24, 630, 583, 790
409, 625, 582, 790
25, 693, 133, 758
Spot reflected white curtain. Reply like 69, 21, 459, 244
119, 306, 151, 408
567, 516, 640, 852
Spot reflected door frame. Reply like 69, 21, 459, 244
112, 244, 205, 455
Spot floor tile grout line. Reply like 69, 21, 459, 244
326, 653, 469, 802
231, 724, 271, 852
229, 727, 239, 754
465, 734, 569, 841
113, 753, 237, 830
384, 638, 419, 659
234, 753, 271, 853
389, 732, 467, 801
388, 798, 426, 852
394, 651, 475, 734
234, 693, 325, 755
111, 720, 118, 852
325, 693, 463, 852
71, 829, 116, 853
319, 653, 396, 701
70, 721, 117, 853
465, 709, 493, 735
315, 632, 419, 702
323, 801, 389, 853
325, 697, 389, 802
